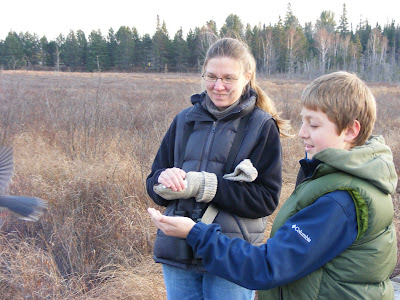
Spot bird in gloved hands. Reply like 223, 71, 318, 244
0, 146, 47, 221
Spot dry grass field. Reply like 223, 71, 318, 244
0, 70, 398, 299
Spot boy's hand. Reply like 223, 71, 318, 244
147, 208, 195, 238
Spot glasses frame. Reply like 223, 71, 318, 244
201, 73, 239, 84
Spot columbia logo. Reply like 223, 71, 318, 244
291, 224, 311, 243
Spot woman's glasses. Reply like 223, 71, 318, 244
202, 73, 238, 84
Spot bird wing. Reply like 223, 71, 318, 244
0, 146, 47, 221
0, 146, 14, 194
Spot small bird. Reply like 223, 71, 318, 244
0, 146, 47, 221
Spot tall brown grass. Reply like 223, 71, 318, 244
0, 70, 398, 299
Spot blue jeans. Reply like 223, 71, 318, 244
162, 264, 255, 300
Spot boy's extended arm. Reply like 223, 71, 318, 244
185, 191, 358, 290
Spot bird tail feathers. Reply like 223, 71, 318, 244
0, 195, 48, 221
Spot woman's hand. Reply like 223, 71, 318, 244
147, 208, 195, 238
158, 167, 186, 191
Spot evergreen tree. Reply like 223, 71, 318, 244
0, 40, 3, 67
293, 27, 308, 73
44, 40, 57, 67
245, 23, 254, 46
316, 11, 337, 33
39, 36, 48, 67
62, 30, 80, 70
284, 3, 300, 29
2, 32, 24, 69
245, 24, 256, 66
171, 28, 188, 72
141, 33, 153, 69
220, 14, 244, 38
356, 19, 372, 52
115, 26, 135, 71
205, 20, 218, 36
87, 30, 108, 71
19, 32, 41, 67
273, 17, 286, 72
107, 28, 117, 69
303, 22, 316, 57
76, 30, 88, 70
246, 24, 264, 72
186, 28, 200, 72
338, 4, 349, 37
383, 21, 396, 50
349, 34, 363, 72
131, 27, 142, 68
152, 16, 171, 72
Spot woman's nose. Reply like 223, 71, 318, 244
214, 78, 225, 90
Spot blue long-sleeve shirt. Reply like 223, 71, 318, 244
186, 190, 358, 290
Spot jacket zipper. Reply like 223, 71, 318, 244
200, 121, 217, 171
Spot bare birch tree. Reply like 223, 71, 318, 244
286, 26, 297, 77
261, 29, 274, 74
367, 27, 383, 79
314, 28, 332, 74
340, 34, 351, 69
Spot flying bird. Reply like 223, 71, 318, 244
0, 146, 47, 221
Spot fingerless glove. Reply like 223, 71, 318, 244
222, 159, 258, 182
153, 171, 217, 203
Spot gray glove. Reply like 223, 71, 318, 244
223, 159, 258, 182
153, 171, 217, 203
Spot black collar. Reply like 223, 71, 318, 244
295, 158, 322, 186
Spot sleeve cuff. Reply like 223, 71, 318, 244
186, 222, 208, 246
195, 171, 218, 203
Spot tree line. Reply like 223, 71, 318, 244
1, 4, 400, 82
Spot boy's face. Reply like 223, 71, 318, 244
299, 107, 351, 159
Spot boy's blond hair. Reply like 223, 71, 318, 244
301, 71, 376, 146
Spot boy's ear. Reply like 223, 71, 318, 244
344, 120, 361, 142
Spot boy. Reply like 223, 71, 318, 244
148, 71, 398, 299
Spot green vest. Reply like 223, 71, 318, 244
259, 164, 397, 300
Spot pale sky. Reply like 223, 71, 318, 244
1, 0, 398, 40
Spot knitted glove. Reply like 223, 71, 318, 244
222, 159, 258, 182
153, 171, 217, 203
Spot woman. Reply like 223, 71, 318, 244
146, 37, 290, 300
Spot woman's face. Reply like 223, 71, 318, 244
203, 57, 251, 110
